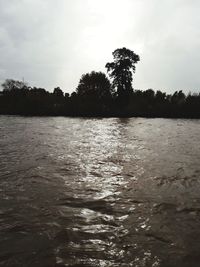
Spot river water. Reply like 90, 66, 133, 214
0, 116, 200, 267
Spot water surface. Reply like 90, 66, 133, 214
1, 116, 200, 267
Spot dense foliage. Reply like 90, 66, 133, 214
0, 48, 200, 118
106, 47, 140, 103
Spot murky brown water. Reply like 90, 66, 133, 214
0, 116, 200, 267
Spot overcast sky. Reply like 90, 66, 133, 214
0, 0, 200, 94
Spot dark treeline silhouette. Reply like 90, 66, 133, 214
1, 47, 200, 118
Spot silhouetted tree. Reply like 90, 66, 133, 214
53, 87, 64, 97
2, 79, 28, 91
143, 89, 155, 100
76, 71, 112, 101
1, 49, 200, 118
105, 47, 140, 103
71, 92, 77, 98
65, 93, 70, 98
156, 90, 166, 102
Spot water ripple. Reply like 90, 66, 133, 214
1, 116, 200, 266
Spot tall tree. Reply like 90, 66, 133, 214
105, 47, 140, 102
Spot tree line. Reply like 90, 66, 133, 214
0, 47, 200, 118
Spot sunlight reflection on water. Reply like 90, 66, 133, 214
1, 116, 200, 266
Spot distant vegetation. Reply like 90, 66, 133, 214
1, 47, 200, 118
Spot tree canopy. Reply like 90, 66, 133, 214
1, 47, 200, 118
53, 87, 64, 97
76, 71, 112, 101
105, 47, 140, 102
2, 79, 28, 91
